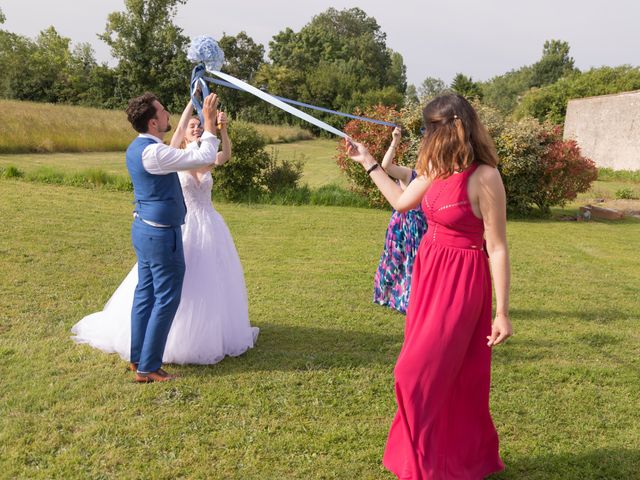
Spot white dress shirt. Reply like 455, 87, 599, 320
139, 131, 220, 175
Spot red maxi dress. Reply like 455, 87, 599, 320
383, 163, 504, 479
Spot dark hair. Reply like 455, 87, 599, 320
126, 92, 159, 133
416, 94, 498, 179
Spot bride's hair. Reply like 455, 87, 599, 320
416, 94, 498, 179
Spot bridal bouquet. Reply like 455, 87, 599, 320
187, 35, 225, 72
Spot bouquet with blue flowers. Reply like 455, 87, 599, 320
187, 35, 225, 72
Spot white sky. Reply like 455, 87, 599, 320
2, 0, 638, 87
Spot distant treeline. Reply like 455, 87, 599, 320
1, 3, 639, 127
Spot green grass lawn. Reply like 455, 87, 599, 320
1, 178, 639, 479
267, 138, 346, 188
0, 138, 346, 189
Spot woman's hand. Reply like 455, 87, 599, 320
345, 138, 376, 168
217, 111, 228, 130
391, 126, 401, 143
487, 313, 513, 347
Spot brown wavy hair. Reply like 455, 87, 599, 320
125, 92, 159, 133
416, 94, 498, 179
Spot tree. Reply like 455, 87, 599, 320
0, 21, 112, 106
451, 73, 482, 101
387, 51, 407, 93
0, 7, 6, 24
99, 0, 191, 110
529, 39, 576, 88
481, 66, 533, 114
19, 27, 71, 103
516, 65, 640, 124
404, 84, 419, 108
217, 31, 265, 116
258, 7, 406, 126
63, 43, 100, 104
418, 76, 447, 101
481, 40, 577, 115
0, 29, 33, 98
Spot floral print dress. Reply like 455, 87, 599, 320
373, 171, 428, 314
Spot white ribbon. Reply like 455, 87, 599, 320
207, 70, 348, 139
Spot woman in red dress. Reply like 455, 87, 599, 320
347, 94, 512, 479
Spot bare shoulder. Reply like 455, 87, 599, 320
475, 164, 503, 186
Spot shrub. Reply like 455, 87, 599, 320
478, 103, 596, 215
0, 165, 23, 178
262, 149, 305, 193
615, 187, 639, 200
536, 132, 598, 211
212, 121, 271, 201
334, 99, 597, 215
335, 104, 407, 207
494, 117, 548, 215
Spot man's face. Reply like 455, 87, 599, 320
151, 100, 172, 134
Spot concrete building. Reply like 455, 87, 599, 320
563, 90, 640, 171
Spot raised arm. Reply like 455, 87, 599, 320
143, 94, 220, 174
193, 111, 231, 175
169, 99, 195, 148
214, 112, 231, 166
347, 139, 430, 212
381, 127, 414, 188
477, 166, 512, 347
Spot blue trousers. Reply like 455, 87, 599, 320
130, 218, 185, 373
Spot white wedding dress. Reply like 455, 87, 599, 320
71, 167, 259, 364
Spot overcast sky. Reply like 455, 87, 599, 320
2, 0, 638, 87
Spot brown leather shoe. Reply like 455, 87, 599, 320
135, 368, 176, 383
127, 362, 138, 372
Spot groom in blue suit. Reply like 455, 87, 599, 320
124, 92, 220, 382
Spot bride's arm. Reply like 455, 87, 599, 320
194, 112, 231, 175
214, 112, 231, 166
169, 99, 195, 148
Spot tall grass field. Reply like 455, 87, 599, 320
0, 99, 313, 153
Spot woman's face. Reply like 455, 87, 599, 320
185, 118, 203, 142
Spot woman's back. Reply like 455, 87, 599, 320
421, 163, 485, 251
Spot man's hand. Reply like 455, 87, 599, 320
202, 93, 219, 134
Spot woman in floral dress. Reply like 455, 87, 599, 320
373, 127, 428, 314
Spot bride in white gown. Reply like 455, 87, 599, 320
72, 101, 258, 364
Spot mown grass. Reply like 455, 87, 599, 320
0, 163, 367, 208
0, 137, 356, 207
0, 138, 344, 186
0, 100, 313, 153
1, 180, 639, 479
268, 139, 346, 188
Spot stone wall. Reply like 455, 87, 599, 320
563, 90, 640, 171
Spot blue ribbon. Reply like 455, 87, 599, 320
190, 64, 211, 127
189, 65, 398, 132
